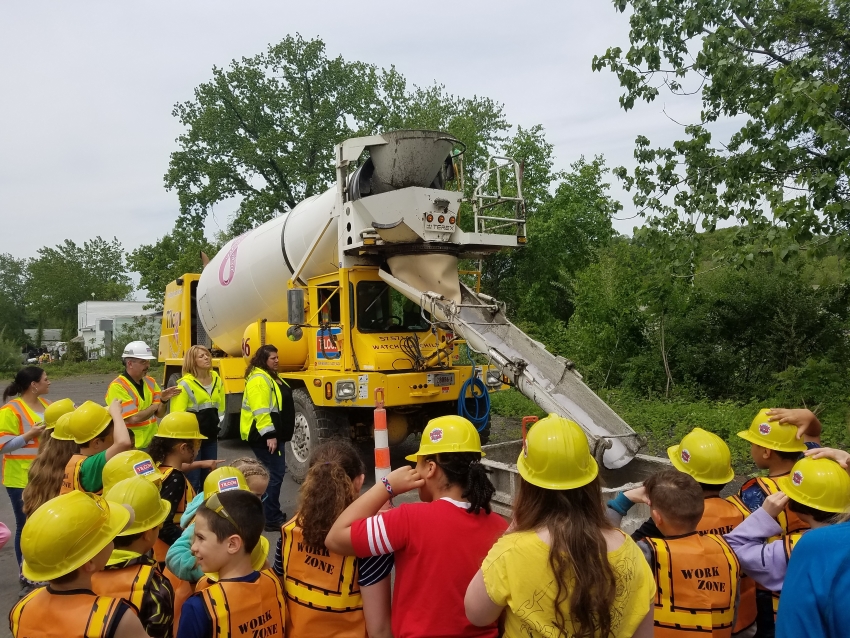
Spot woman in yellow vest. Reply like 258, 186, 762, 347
0, 366, 50, 580
274, 439, 393, 638
465, 414, 657, 638
240, 344, 294, 530
170, 345, 225, 492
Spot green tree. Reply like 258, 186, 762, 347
0, 253, 29, 343
593, 0, 850, 262
27, 237, 134, 331
166, 34, 510, 236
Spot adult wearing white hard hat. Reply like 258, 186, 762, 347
105, 341, 180, 448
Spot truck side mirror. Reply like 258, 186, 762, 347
287, 289, 305, 326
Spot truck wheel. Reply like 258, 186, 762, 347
218, 413, 239, 439
285, 388, 346, 483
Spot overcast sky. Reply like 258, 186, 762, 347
1, 1, 713, 265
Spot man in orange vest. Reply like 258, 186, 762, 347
105, 341, 180, 449
608, 469, 741, 637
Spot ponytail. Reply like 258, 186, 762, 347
428, 452, 496, 515
296, 439, 365, 548
148, 437, 192, 465
23, 435, 80, 517
3, 366, 44, 402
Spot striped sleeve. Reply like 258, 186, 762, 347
357, 554, 394, 586
351, 508, 407, 558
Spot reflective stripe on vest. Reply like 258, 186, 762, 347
726, 494, 751, 519
757, 477, 810, 535
771, 531, 806, 618
91, 562, 154, 611
281, 518, 364, 635
646, 533, 740, 637
241, 372, 281, 416
0, 399, 46, 455
107, 377, 160, 427
10, 587, 123, 638
199, 569, 286, 638
697, 497, 745, 537
60, 454, 88, 495
178, 375, 221, 412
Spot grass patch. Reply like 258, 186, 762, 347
38, 360, 164, 379
490, 387, 850, 474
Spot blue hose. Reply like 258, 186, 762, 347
458, 375, 490, 432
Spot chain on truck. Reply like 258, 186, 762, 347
158, 130, 644, 483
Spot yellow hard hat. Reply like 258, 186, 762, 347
21, 491, 130, 582
44, 399, 75, 428
207, 535, 270, 581
516, 414, 598, 490
102, 450, 165, 493
155, 412, 207, 440
104, 477, 171, 535
68, 401, 113, 444
668, 428, 735, 485
51, 412, 76, 441
404, 415, 484, 461
204, 467, 249, 499
737, 408, 806, 453
778, 457, 850, 513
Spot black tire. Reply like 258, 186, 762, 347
218, 412, 239, 439
285, 388, 348, 483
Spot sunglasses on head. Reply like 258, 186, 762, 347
204, 493, 242, 535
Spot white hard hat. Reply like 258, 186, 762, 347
122, 341, 157, 360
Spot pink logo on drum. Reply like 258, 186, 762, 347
133, 460, 155, 476
218, 477, 240, 492
759, 422, 772, 435
792, 470, 803, 486
680, 449, 691, 463
218, 233, 248, 287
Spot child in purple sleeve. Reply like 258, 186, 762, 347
724, 455, 850, 617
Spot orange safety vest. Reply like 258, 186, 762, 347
729, 476, 810, 538
106, 376, 160, 428
280, 518, 365, 638
645, 532, 740, 637
696, 497, 755, 633
60, 454, 88, 495
196, 569, 286, 638
162, 565, 193, 636
91, 561, 159, 615
0, 397, 49, 488
771, 531, 806, 618
10, 587, 126, 638
152, 466, 195, 564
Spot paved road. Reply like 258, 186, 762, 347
0, 374, 420, 637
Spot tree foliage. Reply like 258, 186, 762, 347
27, 237, 133, 330
593, 0, 850, 264
0, 253, 29, 343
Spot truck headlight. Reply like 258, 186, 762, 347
336, 381, 356, 400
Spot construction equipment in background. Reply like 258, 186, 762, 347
158, 130, 640, 480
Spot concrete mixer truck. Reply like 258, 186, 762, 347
158, 130, 642, 481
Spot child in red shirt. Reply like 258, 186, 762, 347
327, 415, 508, 638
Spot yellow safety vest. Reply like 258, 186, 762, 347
105, 375, 161, 448
646, 532, 740, 637
240, 368, 285, 441
0, 397, 49, 488
280, 517, 365, 638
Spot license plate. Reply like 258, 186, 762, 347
430, 373, 455, 387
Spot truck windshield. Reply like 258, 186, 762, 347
357, 281, 430, 333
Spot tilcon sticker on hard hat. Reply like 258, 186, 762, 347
759, 422, 772, 435
218, 477, 240, 493
430, 428, 443, 443
133, 460, 155, 476
792, 470, 804, 486
680, 449, 691, 463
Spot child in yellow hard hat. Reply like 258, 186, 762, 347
725, 456, 850, 630
38, 398, 75, 453
177, 490, 285, 638
62, 400, 134, 495
9, 490, 148, 638
608, 469, 741, 637
165, 462, 270, 635
101, 449, 165, 493
91, 477, 175, 638
22, 412, 80, 519
147, 411, 216, 566
465, 414, 656, 638
327, 415, 508, 638
275, 440, 393, 638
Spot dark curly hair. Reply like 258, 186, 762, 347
297, 440, 365, 548
148, 436, 194, 465
245, 345, 279, 380
424, 451, 495, 515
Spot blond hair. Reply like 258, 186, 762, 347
23, 434, 80, 517
182, 345, 212, 378
231, 456, 270, 480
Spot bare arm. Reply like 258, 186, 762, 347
465, 569, 503, 627
631, 609, 654, 638
113, 607, 150, 638
766, 408, 822, 443
106, 400, 133, 461
361, 576, 393, 638
325, 466, 423, 555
